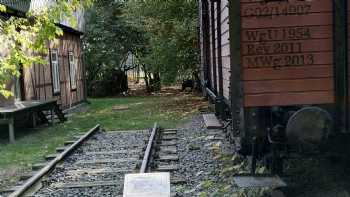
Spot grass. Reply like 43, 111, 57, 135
0, 91, 206, 189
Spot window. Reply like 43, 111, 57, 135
68, 51, 77, 90
50, 49, 60, 94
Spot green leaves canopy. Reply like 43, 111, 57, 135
83, 0, 146, 91
125, 0, 198, 84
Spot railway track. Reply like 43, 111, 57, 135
1, 123, 185, 197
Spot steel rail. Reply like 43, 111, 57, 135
140, 122, 158, 173
10, 124, 101, 197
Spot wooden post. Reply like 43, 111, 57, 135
32, 112, 37, 128
228, 0, 244, 137
210, 0, 217, 94
215, 0, 225, 119
51, 109, 55, 126
202, 0, 212, 90
9, 118, 15, 143
216, 0, 223, 98
334, 0, 348, 133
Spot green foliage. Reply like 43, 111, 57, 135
124, 0, 199, 85
83, 0, 146, 93
82, 0, 198, 93
0, 4, 6, 13
0, 0, 93, 97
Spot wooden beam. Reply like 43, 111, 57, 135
229, 0, 245, 137
210, 0, 217, 93
334, 0, 348, 133
216, 0, 223, 98
9, 118, 15, 143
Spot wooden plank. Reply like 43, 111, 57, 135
241, 0, 332, 17
242, 39, 333, 56
160, 140, 177, 146
242, 26, 332, 42
9, 118, 15, 143
243, 65, 333, 81
348, 1, 350, 132
242, 52, 333, 69
244, 78, 334, 94
75, 158, 139, 165
203, 113, 223, 129
157, 155, 179, 162
0, 99, 57, 113
242, 14, 332, 29
66, 168, 133, 175
156, 165, 179, 172
244, 91, 334, 107
241, 0, 324, 3
85, 149, 141, 155
53, 181, 117, 189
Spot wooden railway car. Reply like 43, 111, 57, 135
198, 0, 349, 174
0, 0, 87, 110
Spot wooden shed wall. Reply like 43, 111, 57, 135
23, 31, 85, 109
241, 0, 335, 107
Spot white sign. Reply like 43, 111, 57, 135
123, 173, 170, 197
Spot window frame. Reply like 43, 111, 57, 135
50, 49, 61, 95
68, 51, 77, 91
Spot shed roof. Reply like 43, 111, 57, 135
0, 0, 85, 33
0, 0, 30, 13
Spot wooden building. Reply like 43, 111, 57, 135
0, 0, 87, 110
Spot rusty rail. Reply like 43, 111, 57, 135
140, 122, 158, 173
10, 124, 101, 197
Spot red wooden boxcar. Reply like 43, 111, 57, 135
199, 0, 349, 174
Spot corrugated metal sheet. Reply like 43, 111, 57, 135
0, 0, 84, 32
0, 0, 30, 13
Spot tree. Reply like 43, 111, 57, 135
124, 0, 199, 91
0, 0, 93, 97
83, 0, 147, 96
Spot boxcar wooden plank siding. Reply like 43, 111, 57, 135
242, 26, 333, 42
245, 91, 335, 107
244, 78, 334, 94
244, 65, 333, 81
242, 52, 333, 68
241, 0, 334, 107
214, 2, 219, 93
241, 0, 333, 17
221, 0, 230, 101
208, 2, 214, 90
242, 39, 333, 56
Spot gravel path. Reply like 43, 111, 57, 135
173, 114, 233, 196
2, 115, 235, 197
